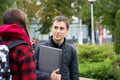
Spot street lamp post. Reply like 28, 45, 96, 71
88, 0, 96, 44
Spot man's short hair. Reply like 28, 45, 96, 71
52, 15, 70, 29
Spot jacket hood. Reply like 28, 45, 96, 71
0, 24, 31, 44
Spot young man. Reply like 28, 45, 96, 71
34, 15, 79, 80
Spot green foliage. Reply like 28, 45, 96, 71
15, 0, 40, 22
76, 43, 114, 79
95, 0, 120, 35
79, 59, 113, 80
114, 10, 120, 54
113, 55, 120, 63
112, 55, 120, 80
115, 10, 120, 27
37, 0, 81, 34
0, 0, 16, 25
77, 43, 113, 63
113, 66, 120, 80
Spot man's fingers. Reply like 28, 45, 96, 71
53, 68, 60, 73
57, 74, 61, 80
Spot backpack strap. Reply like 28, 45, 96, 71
8, 40, 27, 49
0, 37, 4, 44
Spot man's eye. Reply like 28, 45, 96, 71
60, 27, 64, 30
54, 26, 58, 29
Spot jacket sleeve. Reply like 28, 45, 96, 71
70, 46, 79, 80
34, 43, 51, 80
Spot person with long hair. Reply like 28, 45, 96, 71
0, 8, 36, 80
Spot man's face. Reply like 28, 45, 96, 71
51, 20, 69, 42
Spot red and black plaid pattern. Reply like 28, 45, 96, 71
9, 44, 36, 80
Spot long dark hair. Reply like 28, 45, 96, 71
2, 8, 29, 37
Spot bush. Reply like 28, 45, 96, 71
76, 43, 114, 80
112, 54, 120, 80
77, 43, 113, 63
79, 59, 113, 80
113, 66, 120, 80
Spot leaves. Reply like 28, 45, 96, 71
15, 0, 40, 20
37, 0, 81, 34
95, 0, 120, 34
0, 0, 16, 24
1, 0, 120, 36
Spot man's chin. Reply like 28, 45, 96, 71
55, 38, 60, 41
53, 36, 61, 41
54, 38, 61, 41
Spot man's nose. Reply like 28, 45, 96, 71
56, 28, 60, 32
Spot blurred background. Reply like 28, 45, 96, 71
0, 0, 115, 44
1, 0, 120, 80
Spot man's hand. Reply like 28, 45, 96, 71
50, 69, 61, 80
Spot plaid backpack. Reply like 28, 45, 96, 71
0, 38, 27, 80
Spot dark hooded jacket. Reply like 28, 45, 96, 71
0, 24, 36, 80
34, 36, 79, 80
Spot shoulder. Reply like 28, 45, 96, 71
34, 41, 49, 52
9, 44, 34, 63
36, 41, 49, 48
40, 41, 49, 46
66, 43, 76, 51
12, 44, 33, 54
66, 43, 77, 58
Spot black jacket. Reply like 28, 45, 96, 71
34, 37, 79, 80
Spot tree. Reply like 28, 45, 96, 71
37, 0, 86, 34
0, 0, 15, 24
114, 9, 120, 54
14, 0, 91, 35
113, 10, 120, 80
76, 0, 94, 41
94, 0, 120, 41
15, 0, 40, 22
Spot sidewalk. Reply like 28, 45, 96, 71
80, 77, 95, 80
